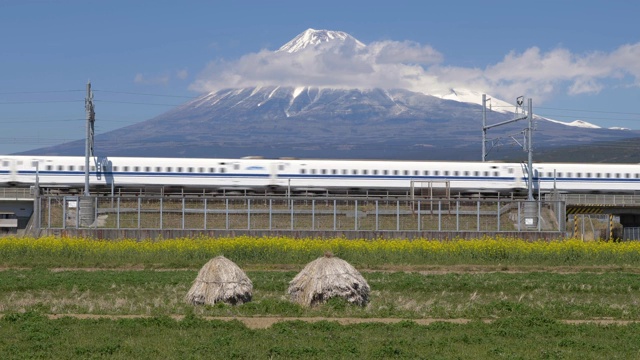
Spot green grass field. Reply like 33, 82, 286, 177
1, 236, 640, 359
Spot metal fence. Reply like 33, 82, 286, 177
36, 195, 566, 233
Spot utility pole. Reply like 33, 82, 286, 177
526, 98, 533, 201
482, 94, 487, 161
84, 81, 95, 196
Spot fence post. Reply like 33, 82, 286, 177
312, 199, 315, 231
355, 200, 358, 230
137, 197, 141, 229
375, 200, 379, 231
476, 200, 480, 231
204, 198, 207, 230
62, 197, 67, 229
333, 199, 336, 231
48, 197, 51, 229
497, 200, 500, 231
417, 200, 421, 232
225, 198, 229, 230
438, 200, 442, 231
396, 200, 400, 231
269, 198, 272, 231
456, 200, 459, 231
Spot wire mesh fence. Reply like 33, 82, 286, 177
37, 195, 566, 233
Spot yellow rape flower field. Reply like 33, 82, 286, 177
1, 235, 640, 268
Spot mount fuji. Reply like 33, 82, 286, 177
21, 29, 640, 161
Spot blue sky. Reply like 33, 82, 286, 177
1, 0, 639, 154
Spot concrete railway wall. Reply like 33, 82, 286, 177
41, 229, 566, 241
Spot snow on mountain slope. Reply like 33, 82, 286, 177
278, 28, 365, 53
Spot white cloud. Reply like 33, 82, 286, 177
190, 34, 640, 102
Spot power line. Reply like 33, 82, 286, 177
95, 100, 183, 107
94, 89, 197, 99
0, 100, 84, 105
0, 90, 84, 95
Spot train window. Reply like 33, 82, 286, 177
57, 165, 63, 171
586, 172, 591, 177
423, 170, 429, 176
596, 173, 601, 178
373, 170, 378, 175
155, 167, 161, 172
508, 168, 514, 174
311, 169, 317, 174
493, 171, 499, 176
166, 167, 172, 172
403, 170, 409, 175
198, 167, 204, 173
176, 167, 183, 172
46, 165, 53, 171
362, 170, 368, 175
79, 166, 84, 171
342, 169, 347, 175
566, 172, 572, 177
1, 161, 7, 167
454, 171, 459, 176
625, 173, 630, 178
219, 168, 226, 173
332, 169, 337, 174
636, 174, 640, 179
134, 167, 140, 172
123, 166, 130, 172
464, 171, 469, 176
434, 171, 439, 176
91, 166, 95, 171
145, 167, 150, 172
556, 172, 562, 177
70, 165, 76, 171
605, 173, 610, 178
31, 161, 38, 167
393, 170, 399, 175
352, 170, 358, 175
616, 173, 621, 178
279, 165, 285, 171
474, 171, 479, 176
321, 169, 327, 175
234, 164, 240, 170
547, 172, 552, 178
187, 167, 194, 173
443, 171, 449, 176
576, 172, 581, 178
300, 169, 306, 174
483, 171, 489, 176
413, 170, 419, 176
209, 167, 215, 173
384, 170, 389, 175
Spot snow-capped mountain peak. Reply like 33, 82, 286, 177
278, 28, 365, 53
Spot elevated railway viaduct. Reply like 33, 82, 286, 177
1, 187, 640, 240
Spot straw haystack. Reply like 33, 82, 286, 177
185, 256, 253, 305
288, 253, 370, 307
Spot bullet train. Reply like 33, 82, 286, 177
1, 155, 639, 196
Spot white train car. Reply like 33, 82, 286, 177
0, 155, 639, 196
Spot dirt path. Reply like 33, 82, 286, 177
7, 314, 632, 329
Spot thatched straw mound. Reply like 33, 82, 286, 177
287, 253, 370, 307
185, 256, 253, 305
